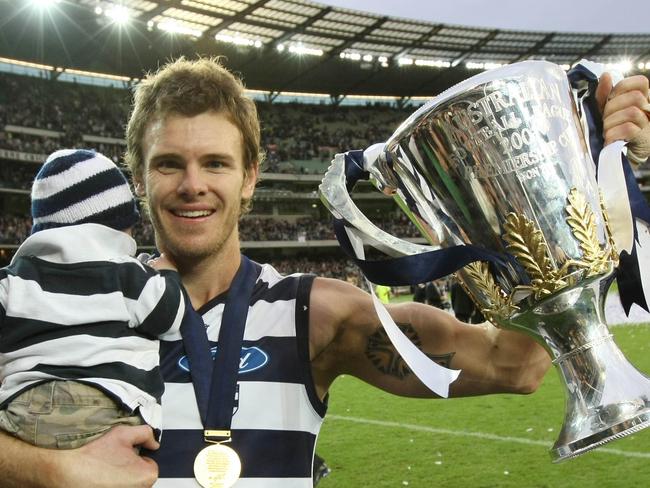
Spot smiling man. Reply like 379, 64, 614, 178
0, 57, 648, 488
139, 111, 257, 271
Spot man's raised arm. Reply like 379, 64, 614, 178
308, 277, 551, 400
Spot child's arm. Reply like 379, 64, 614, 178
123, 256, 186, 337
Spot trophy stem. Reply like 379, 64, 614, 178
551, 332, 650, 462
509, 277, 650, 462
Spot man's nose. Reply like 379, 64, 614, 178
178, 165, 207, 196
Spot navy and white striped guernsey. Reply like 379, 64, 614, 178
0, 223, 185, 433
149, 261, 325, 487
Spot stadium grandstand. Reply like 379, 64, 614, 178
0, 0, 649, 277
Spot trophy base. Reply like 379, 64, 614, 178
551, 411, 650, 462
507, 277, 650, 463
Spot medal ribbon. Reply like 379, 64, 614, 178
180, 255, 258, 441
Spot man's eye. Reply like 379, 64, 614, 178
206, 160, 224, 169
157, 160, 181, 171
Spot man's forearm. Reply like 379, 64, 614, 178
0, 431, 63, 488
493, 326, 552, 393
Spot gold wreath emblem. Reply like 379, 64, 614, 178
461, 187, 613, 319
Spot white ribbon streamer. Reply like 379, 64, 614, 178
597, 140, 634, 254
367, 279, 461, 398
344, 225, 461, 398
635, 219, 650, 305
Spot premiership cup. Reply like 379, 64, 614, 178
319, 60, 650, 461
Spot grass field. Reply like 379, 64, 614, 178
316, 323, 650, 487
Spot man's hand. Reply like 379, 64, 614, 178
0, 425, 159, 488
62, 425, 160, 488
596, 72, 650, 162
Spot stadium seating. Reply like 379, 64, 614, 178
0, 71, 422, 275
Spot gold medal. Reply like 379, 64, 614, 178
193, 443, 242, 488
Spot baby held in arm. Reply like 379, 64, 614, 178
0, 149, 185, 450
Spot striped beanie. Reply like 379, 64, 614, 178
31, 149, 140, 234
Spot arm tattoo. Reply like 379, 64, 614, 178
365, 322, 456, 379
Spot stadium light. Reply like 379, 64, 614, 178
342, 52, 360, 61
215, 33, 263, 48
414, 59, 451, 68
158, 21, 202, 38
288, 44, 323, 57
465, 61, 505, 71
604, 59, 632, 74
30, 0, 61, 9
105, 5, 130, 26
340, 51, 388, 66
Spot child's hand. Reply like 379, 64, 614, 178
147, 253, 178, 272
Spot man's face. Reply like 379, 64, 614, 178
138, 111, 257, 262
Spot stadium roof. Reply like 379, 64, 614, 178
1, 0, 648, 98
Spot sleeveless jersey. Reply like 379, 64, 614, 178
149, 262, 326, 487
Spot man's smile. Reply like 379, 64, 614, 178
171, 209, 215, 219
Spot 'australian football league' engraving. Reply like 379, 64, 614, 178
437, 75, 584, 183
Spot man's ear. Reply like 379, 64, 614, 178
133, 177, 146, 197
242, 163, 260, 199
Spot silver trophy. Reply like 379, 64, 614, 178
320, 60, 650, 461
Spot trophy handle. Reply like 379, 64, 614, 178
319, 151, 436, 258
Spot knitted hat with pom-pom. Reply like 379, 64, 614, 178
31, 149, 140, 234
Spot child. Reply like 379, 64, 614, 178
0, 149, 185, 448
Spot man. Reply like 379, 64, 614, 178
375, 283, 392, 303
412, 282, 426, 303
425, 281, 447, 309
0, 58, 648, 487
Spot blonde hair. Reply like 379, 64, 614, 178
125, 57, 262, 180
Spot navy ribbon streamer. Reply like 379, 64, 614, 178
179, 255, 258, 429
331, 150, 512, 286
568, 63, 650, 313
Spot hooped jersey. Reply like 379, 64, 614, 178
150, 262, 326, 487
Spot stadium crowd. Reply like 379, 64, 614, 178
0, 72, 410, 174
0, 162, 37, 189
0, 71, 422, 279
0, 208, 371, 281
0, 213, 420, 247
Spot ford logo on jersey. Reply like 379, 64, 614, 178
178, 346, 269, 374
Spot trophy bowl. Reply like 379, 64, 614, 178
321, 60, 650, 461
